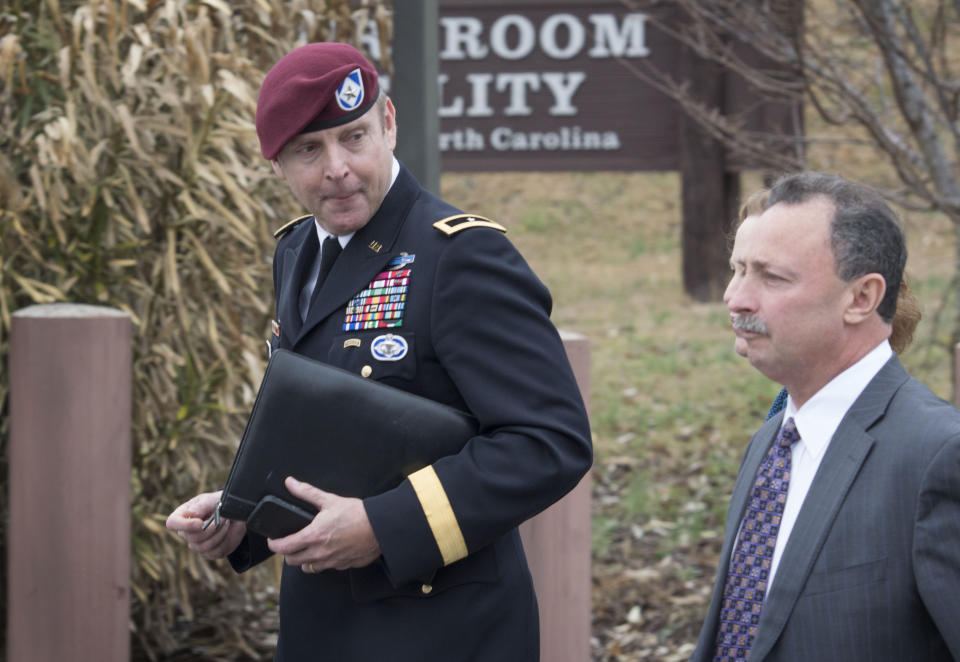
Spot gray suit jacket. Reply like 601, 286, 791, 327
691, 356, 960, 662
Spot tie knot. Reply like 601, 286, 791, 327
321, 235, 342, 262
778, 417, 800, 447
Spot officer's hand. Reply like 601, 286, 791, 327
267, 477, 381, 573
166, 490, 246, 560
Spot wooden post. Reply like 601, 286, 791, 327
392, 0, 440, 194
678, 38, 740, 303
8, 303, 132, 662
519, 331, 592, 662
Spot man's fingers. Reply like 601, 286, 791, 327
188, 520, 244, 559
266, 529, 313, 556
284, 476, 328, 508
167, 491, 222, 532
167, 503, 205, 532
193, 519, 228, 548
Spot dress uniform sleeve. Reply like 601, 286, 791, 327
227, 530, 271, 572
227, 241, 288, 574
363, 227, 593, 584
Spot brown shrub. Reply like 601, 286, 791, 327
0, 1, 389, 658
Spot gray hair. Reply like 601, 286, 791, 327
765, 172, 906, 323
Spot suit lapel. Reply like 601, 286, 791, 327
693, 415, 782, 661
750, 356, 909, 660
294, 165, 420, 345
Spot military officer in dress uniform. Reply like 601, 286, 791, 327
166, 42, 593, 661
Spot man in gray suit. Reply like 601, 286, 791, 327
691, 171, 960, 662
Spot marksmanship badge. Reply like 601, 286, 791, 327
371, 334, 408, 361
336, 68, 364, 111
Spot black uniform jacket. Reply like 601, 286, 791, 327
229, 164, 592, 661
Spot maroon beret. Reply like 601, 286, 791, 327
256, 42, 380, 160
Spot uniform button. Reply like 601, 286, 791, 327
420, 584, 433, 595
360, 365, 372, 378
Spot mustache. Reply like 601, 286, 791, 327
730, 313, 769, 335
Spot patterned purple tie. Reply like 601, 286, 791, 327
713, 417, 798, 661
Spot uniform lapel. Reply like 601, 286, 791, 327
750, 356, 909, 660
294, 165, 420, 345
276, 221, 318, 348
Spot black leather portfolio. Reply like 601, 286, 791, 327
219, 348, 476, 538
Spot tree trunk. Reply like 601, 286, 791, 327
679, 43, 739, 302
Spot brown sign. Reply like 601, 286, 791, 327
436, 0, 794, 172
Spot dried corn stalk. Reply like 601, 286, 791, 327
0, 1, 389, 658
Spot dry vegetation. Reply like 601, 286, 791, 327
0, 1, 389, 659
1, 2, 958, 661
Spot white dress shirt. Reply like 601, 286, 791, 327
767, 339, 893, 587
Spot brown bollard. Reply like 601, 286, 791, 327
520, 331, 592, 662
8, 304, 132, 662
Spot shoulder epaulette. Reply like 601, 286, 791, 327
273, 214, 313, 240
433, 214, 506, 236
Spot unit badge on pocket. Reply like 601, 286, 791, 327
371, 334, 408, 361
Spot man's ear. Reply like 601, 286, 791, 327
843, 273, 887, 325
383, 97, 397, 151
270, 158, 285, 180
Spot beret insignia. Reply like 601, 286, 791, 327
336, 68, 365, 111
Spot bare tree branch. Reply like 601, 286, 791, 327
637, 0, 960, 342
856, 0, 960, 208
641, 0, 960, 222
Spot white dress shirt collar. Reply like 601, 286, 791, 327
784, 339, 893, 461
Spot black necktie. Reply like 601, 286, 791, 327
317, 235, 342, 288
305, 235, 342, 316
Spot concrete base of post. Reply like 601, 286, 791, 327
519, 332, 592, 662
8, 304, 132, 662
